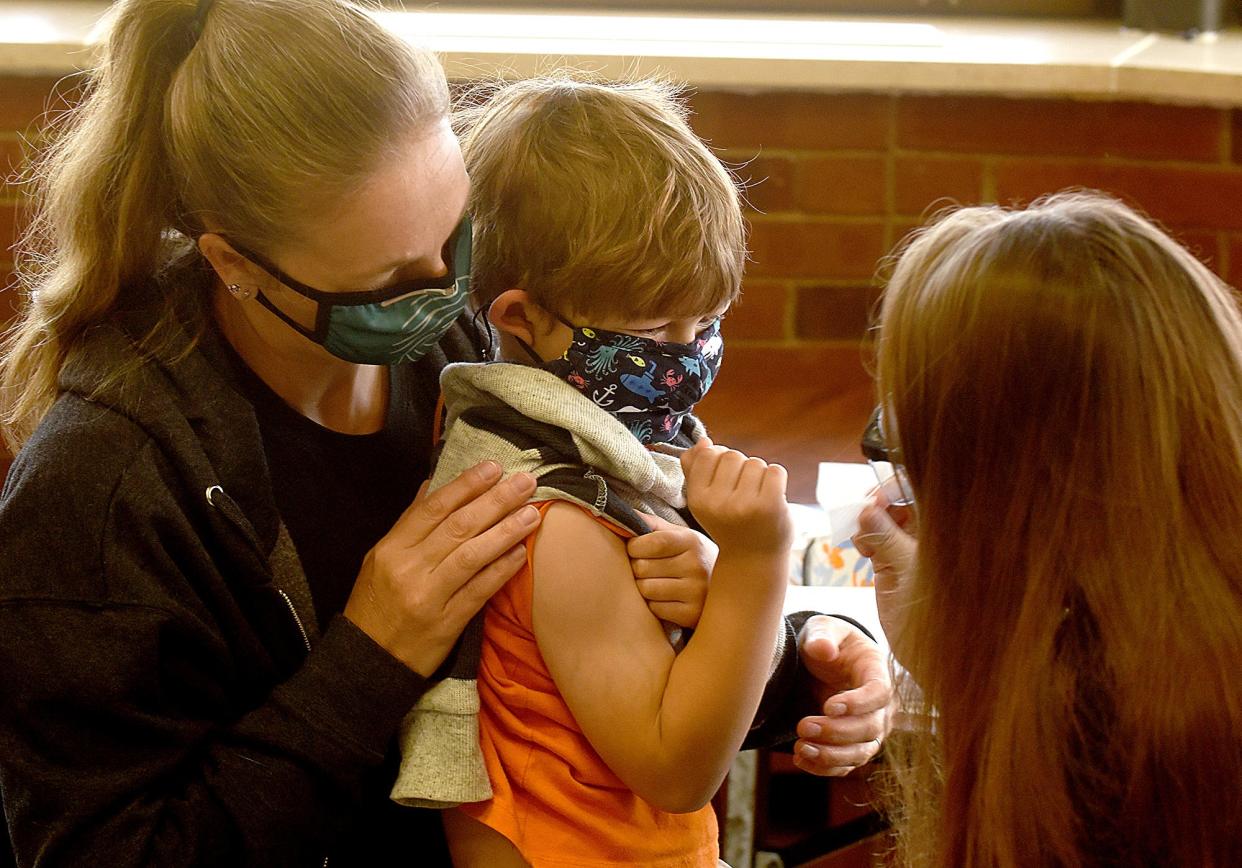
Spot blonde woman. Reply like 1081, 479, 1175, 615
0, 1, 890, 864
856, 191, 1242, 866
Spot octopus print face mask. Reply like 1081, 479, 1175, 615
543, 318, 724, 444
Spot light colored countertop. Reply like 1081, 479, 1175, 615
784, 585, 885, 656
4, 1, 1242, 106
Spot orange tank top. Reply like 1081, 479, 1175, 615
459, 501, 719, 867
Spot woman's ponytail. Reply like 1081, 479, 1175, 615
1, 0, 448, 451
1, 0, 204, 450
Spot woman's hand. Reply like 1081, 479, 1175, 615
344, 461, 540, 676
627, 512, 716, 628
853, 493, 918, 667
792, 616, 893, 775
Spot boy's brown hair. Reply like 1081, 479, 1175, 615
457, 76, 746, 322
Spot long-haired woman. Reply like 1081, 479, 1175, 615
858, 191, 1242, 867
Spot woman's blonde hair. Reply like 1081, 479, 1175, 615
0, 0, 448, 451
876, 190, 1242, 866
457, 76, 745, 321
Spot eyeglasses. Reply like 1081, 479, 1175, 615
860, 405, 914, 507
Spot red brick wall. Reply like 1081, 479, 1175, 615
2, 75, 1239, 495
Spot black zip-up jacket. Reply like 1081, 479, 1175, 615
0, 292, 843, 867
0, 295, 458, 867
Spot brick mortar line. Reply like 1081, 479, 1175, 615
982, 156, 998, 205
883, 95, 898, 256
779, 280, 795, 342
723, 142, 1241, 168
1218, 111, 1232, 166
746, 210, 887, 220
1, 138, 1226, 169
726, 338, 868, 350
892, 148, 1242, 171
750, 278, 882, 287
746, 208, 980, 222
1211, 231, 1230, 280
747, 214, 886, 225
721, 147, 888, 161
762, 210, 1242, 235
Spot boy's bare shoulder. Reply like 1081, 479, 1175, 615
530, 500, 635, 608
536, 500, 631, 548
530, 499, 672, 691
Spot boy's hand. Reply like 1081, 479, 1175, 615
627, 512, 716, 628
681, 438, 792, 556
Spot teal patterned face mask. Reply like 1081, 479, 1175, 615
530, 317, 724, 445
227, 216, 472, 365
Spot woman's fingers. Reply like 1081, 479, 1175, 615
436, 503, 541, 586
444, 542, 530, 620
397, 467, 537, 563
396, 461, 502, 539
344, 467, 543, 675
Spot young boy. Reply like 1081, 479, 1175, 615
400, 77, 792, 867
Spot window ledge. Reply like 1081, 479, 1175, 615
4, 1, 1242, 106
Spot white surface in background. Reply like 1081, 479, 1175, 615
5, 2, 1242, 105
815, 462, 877, 547
784, 584, 886, 655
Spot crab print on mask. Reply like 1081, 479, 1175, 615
545, 319, 723, 444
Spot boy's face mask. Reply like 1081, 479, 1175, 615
539, 317, 724, 445
227, 216, 472, 365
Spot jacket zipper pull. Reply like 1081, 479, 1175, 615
206, 484, 311, 653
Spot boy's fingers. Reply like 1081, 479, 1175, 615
634, 577, 692, 602
631, 511, 680, 535
631, 550, 704, 579
761, 463, 789, 499
705, 448, 745, 491
737, 456, 768, 495
646, 601, 699, 626
626, 524, 691, 559
679, 437, 713, 475
627, 534, 677, 560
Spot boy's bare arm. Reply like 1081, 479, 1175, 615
530, 442, 790, 813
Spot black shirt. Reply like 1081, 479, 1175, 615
228, 360, 428, 625
225, 353, 454, 866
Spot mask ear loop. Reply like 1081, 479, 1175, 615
514, 336, 548, 366
470, 304, 496, 362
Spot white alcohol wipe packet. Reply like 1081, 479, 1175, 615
815, 462, 877, 547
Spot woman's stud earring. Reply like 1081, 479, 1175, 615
227, 283, 255, 301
